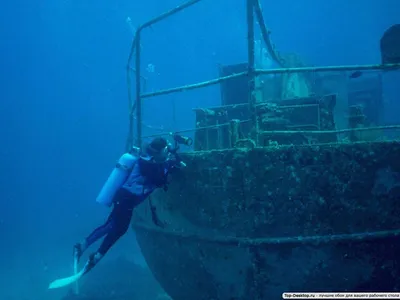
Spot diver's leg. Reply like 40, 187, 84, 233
73, 216, 114, 263
81, 189, 136, 275
74, 216, 114, 261
97, 190, 135, 256
73, 189, 127, 262
83, 215, 114, 249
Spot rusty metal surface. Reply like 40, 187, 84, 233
132, 141, 400, 299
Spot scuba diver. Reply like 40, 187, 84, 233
73, 136, 186, 277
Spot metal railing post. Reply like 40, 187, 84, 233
126, 0, 204, 151
135, 30, 143, 148
124, 0, 400, 152
246, 0, 257, 144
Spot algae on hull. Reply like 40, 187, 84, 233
148, 141, 400, 238
132, 141, 400, 300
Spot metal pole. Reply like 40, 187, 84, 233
247, 0, 255, 92
135, 30, 143, 148
246, 0, 257, 143
127, 0, 203, 66
172, 98, 177, 131
137, 63, 400, 100
255, 63, 400, 75
126, 68, 134, 151
125, 34, 138, 152
126, 0, 204, 150
142, 71, 248, 98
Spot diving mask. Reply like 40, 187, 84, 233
140, 144, 169, 163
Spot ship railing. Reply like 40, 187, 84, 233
125, 0, 400, 151
139, 123, 400, 152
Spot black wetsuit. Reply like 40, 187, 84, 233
85, 188, 139, 255
83, 158, 174, 255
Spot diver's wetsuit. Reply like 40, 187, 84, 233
84, 188, 139, 255
82, 157, 175, 256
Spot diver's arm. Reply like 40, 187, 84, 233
166, 152, 186, 172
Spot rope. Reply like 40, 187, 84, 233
141, 124, 400, 140
253, 0, 286, 67
134, 116, 166, 132
260, 125, 400, 135
142, 119, 251, 139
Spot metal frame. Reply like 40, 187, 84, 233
125, 0, 400, 151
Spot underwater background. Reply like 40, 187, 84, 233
1, 0, 400, 299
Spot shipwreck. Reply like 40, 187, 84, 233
123, 1, 400, 300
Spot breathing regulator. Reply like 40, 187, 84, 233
129, 133, 193, 167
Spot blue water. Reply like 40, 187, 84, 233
0, 0, 399, 299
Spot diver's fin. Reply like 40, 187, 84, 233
48, 268, 85, 289
49, 252, 99, 290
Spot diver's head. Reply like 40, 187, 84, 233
140, 137, 169, 164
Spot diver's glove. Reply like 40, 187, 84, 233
166, 146, 185, 171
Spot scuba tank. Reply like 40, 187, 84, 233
95, 148, 139, 207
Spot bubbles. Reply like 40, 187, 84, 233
146, 63, 155, 73
126, 16, 135, 35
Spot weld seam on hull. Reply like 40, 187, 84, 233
133, 223, 400, 246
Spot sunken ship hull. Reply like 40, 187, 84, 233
126, 3, 400, 298
131, 59, 400, 300
131, 50, 400, 299
132, 141, 400, 300
130, 55, 400, 298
